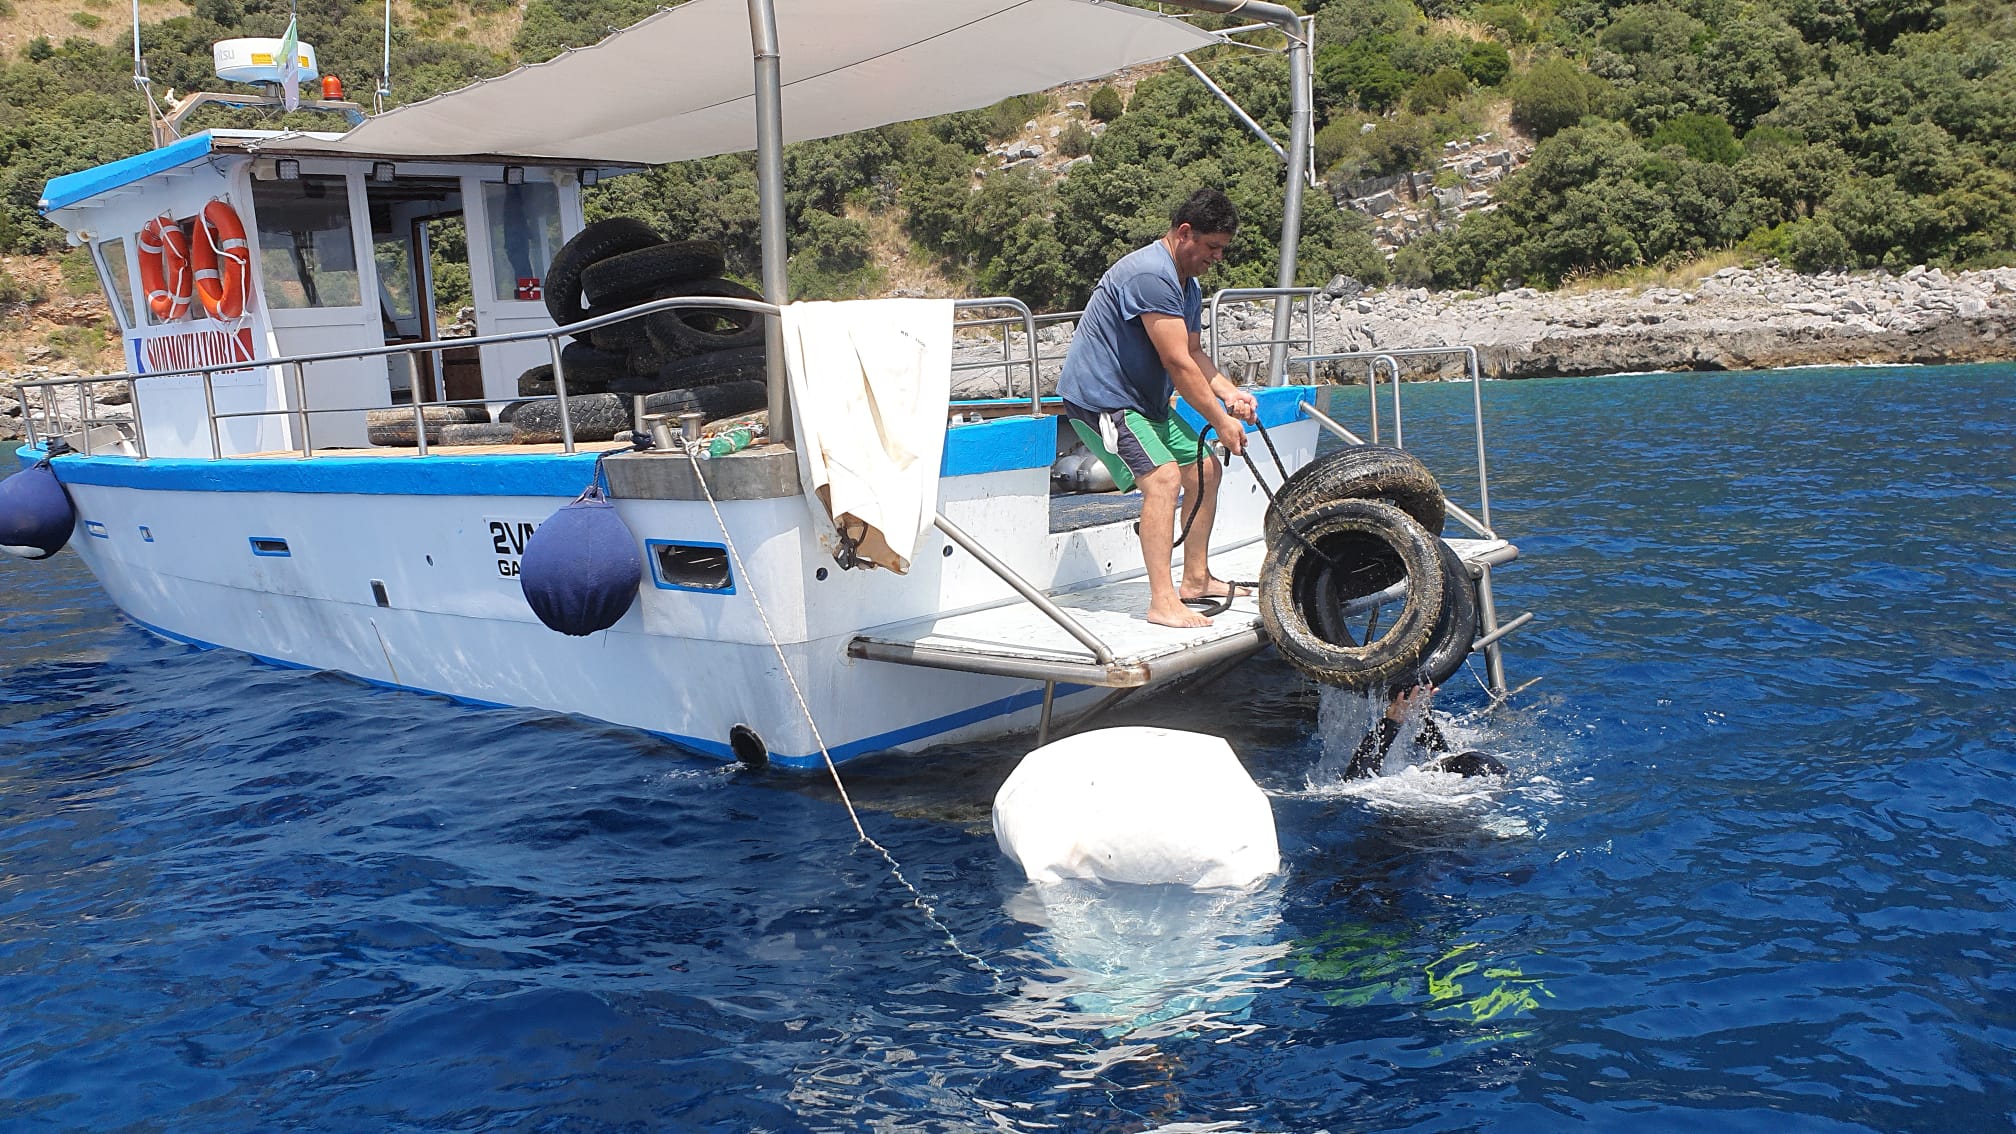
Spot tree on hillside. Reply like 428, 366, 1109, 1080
1510, 58, 1597, 138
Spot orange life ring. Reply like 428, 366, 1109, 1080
191, 199, 251, 320
137, 214, 192, 321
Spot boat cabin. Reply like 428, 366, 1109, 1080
39, 129, 617, 456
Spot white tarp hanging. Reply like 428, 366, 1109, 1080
781, 298, 955, 575
267, 0, 1222, 165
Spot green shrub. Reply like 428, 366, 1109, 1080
0, 266, 23, 306
70, 11, 103, 29
1058, 120, 1092, 158
984, 93, 1049, 142
1472, 3, 1534, 43
1461, 39, 1511, 86
1647, 113, 1740, 165
1407, 68, 1471, 114
1510, 58, 1593, 139
1781, 218, 1852, 272
26, 36, 55, 61
1087, 84, 1124, 123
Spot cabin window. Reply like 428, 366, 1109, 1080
93, 237, 135, 329
253, 175, 362, 309
482, 180, 563, 303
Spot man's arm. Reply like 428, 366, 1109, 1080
1142, 313, 1254, 453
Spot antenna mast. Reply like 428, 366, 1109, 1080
377, 0, 392, 114
133, 0, 174, 146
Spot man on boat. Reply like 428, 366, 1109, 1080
1058, 187, 1260, 628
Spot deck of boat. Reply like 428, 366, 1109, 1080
849, 537, 1516, 689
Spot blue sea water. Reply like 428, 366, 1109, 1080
2, 363, 2013, 1132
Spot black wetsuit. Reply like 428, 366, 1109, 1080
1344, 714, 1449, 780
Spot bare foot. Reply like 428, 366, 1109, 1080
1146, 597, 1212, 628
1180, 576, 1248, 601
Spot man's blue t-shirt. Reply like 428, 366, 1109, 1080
1058, 240, 1203, 421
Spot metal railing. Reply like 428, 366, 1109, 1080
19, 294, 1062, 460
1207, 287, 1318, 384
949, 297, 1042, 414
18, 294, 790, 460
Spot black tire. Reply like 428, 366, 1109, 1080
545, 217, 662, 328
641, 278, 767, 358
606, 343, 767, 394
640, 380, 768, 422
1265, 444, 1446, 546
518, 364, 556, 397
1413, 540, 1479, 686
510, 393, 628, 445
557, 340, 627, 395
1259, 497, 1444, 690
580, 240, 728, 306
587, 311, 653, 353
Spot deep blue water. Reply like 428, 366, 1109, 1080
3, 363, 2013, 1132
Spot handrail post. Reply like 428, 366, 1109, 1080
201, 370, 221, 458
547, 335, 575, 453
291, 361, 313, 457
1378, 353, 1403, 448
80, 381, 98, 455
1367, 359, 1380, 444
1021, 306, 1040, 415
934, 512, 1118, 668
126, 377, 148, 459
410, 350, 431, 458
1469, 345, 1492, 533
1475, 561, 1508, 696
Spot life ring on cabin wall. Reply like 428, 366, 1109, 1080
191, 199, 252, 320
137, 214, 193, 321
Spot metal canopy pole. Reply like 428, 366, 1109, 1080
1156, 1, 1310, 386
1268, 16, 1312, 386
748, 0, 791, 445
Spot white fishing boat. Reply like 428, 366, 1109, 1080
9, 0, 1527, 769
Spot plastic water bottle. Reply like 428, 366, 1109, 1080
699, 426, 756, 460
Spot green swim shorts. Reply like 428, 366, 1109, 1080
1061, 402, 1202, 492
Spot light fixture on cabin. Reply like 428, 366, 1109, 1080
580, 167, 599, 188
371, 161, 396, 184
275, 158, 301, 181
503, 165, 525, 185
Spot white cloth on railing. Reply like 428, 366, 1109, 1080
780, 298, 954, 574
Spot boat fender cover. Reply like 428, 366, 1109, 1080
518, 483, 641, 635
0, 463, 76, 560
993, 726, 1279, 889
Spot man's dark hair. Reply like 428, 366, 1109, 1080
1170, 187, 1238, 236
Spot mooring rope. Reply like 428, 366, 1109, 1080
673, 439, 1002, 985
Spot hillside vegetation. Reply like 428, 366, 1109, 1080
2, 0, 2014, 351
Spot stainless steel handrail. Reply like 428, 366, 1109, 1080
951, 297, 1040, 415
14, 294, 787, 458
934, 512, 1117, 667
1206, 288, 1318, 384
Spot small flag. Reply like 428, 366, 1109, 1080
278, 16, 300, 111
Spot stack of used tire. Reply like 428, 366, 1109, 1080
507, 218, 769, 445
1256, 444, 1477, 690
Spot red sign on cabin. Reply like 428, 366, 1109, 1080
516, 277, 543, 301
137, 327, 257, 372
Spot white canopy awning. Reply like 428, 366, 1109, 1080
266, 0, 1222, 165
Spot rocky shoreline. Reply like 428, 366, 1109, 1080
9, 264, 2016, 443
951, 263, 2016, 395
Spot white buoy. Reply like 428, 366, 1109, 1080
992, 726, 1280, 889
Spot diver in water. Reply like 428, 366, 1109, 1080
1344, 680, 1507, 780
